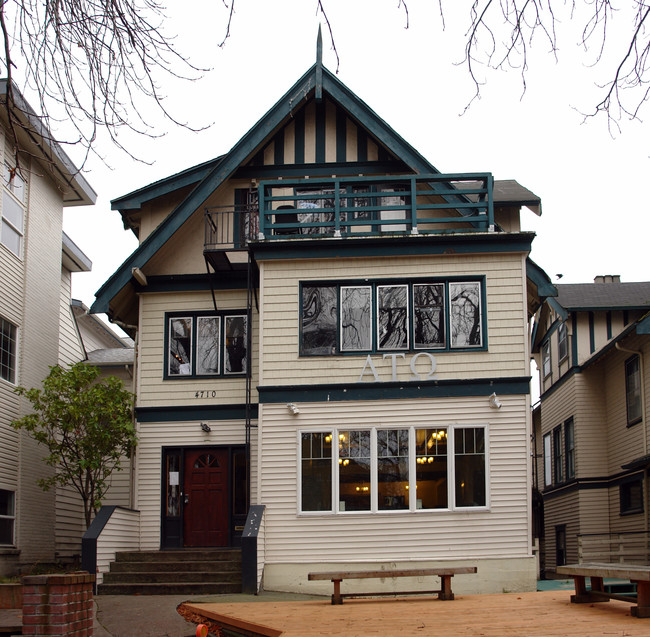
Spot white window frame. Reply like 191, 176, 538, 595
0, 317, 18, 385
0, 489, 15, 546
542, 341, 552, 378
1, 164, 26, 258
543, 433, 552, 487
557, 322, 568, 362
298, 424, 490, 515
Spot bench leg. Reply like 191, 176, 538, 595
632, 580, 650, 618
438, 575, 455, 601
331, 579, 342, 605
570, 575, 590, 603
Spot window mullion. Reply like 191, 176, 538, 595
448, 426, 456, 510
408, 427, 416, 511
333, 429, 339, 514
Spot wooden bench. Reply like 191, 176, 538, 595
556, 563, 650, 618
308, 567, 477, 605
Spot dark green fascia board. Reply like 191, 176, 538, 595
542, 470, 645, 501
637, 313, 650, 334
111, 156, 225, 212
136, 404, 257, 423
526, 258, 557, 299
538, 366, 579, 402
250, 232, 535, 261
562, 304, 650, 312
547, 296, 568, 321
258, 376, 530, 404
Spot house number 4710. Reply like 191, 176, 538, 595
358, 352, 438, 383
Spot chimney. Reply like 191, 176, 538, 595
594, 275, 621, 284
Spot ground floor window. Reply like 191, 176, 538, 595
299, 425, 487, 514
620, 477, 644, 516
0, 317, 17, 384
0, 490, 15, 545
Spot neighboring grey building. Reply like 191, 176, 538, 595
0, 82, 96, 575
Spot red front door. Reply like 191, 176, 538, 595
183, 448, 228, 547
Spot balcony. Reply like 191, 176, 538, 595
204, 173, 495, 266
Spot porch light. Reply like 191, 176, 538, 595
287, 403, 300, 415
489, 392, 502, 409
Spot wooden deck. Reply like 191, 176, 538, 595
182, 589, 650, 636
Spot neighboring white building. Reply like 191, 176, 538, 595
0, 81, 96, 575
92, 55, 556, 595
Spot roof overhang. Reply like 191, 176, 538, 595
0, 79, 96, 206
62, 231, 92, 272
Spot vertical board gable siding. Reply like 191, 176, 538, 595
259, 253, 527, 386
246, 97, 389, 170
135, 419, 256, 551
138, 291, 258, 408
259, 395, 530, 564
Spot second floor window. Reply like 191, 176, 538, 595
626, 355, 642, 425
552, 425, 563, 484
557, 322, 568, 362
542, 340, 551, 378
301, 279, 484, 356
1, 165, 26, 257
165, 312, 247, 378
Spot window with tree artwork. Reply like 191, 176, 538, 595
165, 312, 247, 378
300, 279, 484, 355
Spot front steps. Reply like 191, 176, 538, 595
97, 549, 242, 595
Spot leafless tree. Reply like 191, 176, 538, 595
0, 0, 205, 176
219, 0, 649, 130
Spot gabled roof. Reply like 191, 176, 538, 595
0, 80, 96, 206
91, 62, 449, 315
555, 281, 650, 311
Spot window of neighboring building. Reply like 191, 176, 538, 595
557, 322, 568, 362
555, 525, 567, 567
553, 426, 563, 484
0, 317, 17, 384
542, 340, 551, 378
301, 279, 484, 356
626, 355, 642, 426
0, 490, 15, 545
620, 478, 643, 516
165, 312, 247, 378
564, 417, 575, 480
1, 165, 25, 257
299, 425, 487, 514
543, 433, 552, 487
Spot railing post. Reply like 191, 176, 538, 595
487, 174, 494, 232
410, 175, 418, 235
257, 183, 266, 239
333, 179, 341, 237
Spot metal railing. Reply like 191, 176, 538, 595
578, 532, 650, 565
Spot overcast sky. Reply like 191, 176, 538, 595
55, 1, 649, 313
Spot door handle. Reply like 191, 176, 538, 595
184, 494, 189, 505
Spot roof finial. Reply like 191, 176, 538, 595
316, 24, 323, 101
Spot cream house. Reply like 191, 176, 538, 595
533, 276, 650, 576
91, 51, 555, 594
0, 82, 96, 574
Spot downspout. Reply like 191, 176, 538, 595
615, 341, 647, 536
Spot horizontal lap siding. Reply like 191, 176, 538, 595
138, 291, 258, 408
259, 254, 527, 386
96, 508, 141, 584
58, 271, 84, 365
259, 395, 530, 564
135, 420, 256, 550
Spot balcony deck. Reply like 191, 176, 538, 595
204, 174, 496, 267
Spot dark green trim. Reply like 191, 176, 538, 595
258, 376, 530, 403
571, 312, 578, 366
251, 232, 534, 261
315, 99, 325, 163
606, 310, 612, 339
294, 108, 305, 164
539, 366, 580, 401
542, 468, 646, 501
547, 296, 568, 321
273, 129, 284, 165
588, 311, 595, 353
526, 258, 557, 299
336, 108, 346, 163
136, 404, 257, 422
638, 314, 650, 334
111, 156, 224, 212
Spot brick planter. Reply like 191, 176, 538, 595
21, 572, 95, 636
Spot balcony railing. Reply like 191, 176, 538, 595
204, 173, 494, 251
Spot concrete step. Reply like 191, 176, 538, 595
109, 559, 241, 573
97, 581, 242, 596
103, 570, 241, 584
114, 549, 241, 563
